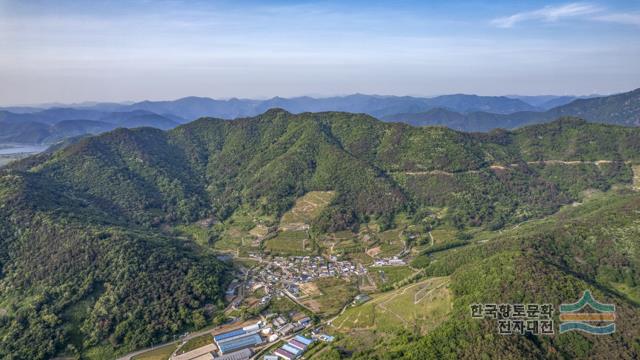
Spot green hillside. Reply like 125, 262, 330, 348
322, 190, 640, 359
1, 110, 639, 359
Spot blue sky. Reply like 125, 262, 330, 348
0, 0, 639, 105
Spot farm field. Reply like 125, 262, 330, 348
301, 277, 358, 315
429, 228, 458, 245
331, 276, 451, 334
280, 191, 335, 229
369, 265, 416, 287
174, 224, 215, 247
264, 230, 310, 255
375, 229, 405, 257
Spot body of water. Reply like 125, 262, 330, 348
0, 145, 48, 155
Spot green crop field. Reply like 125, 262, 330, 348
370, 265, 416, 287
376, 229, 405, 257
332, 277, 451, 334
302, 277, 358, 315
265, 230, 310, 254
429, 228, 458, 245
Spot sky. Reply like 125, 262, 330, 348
0, 0, 639, 105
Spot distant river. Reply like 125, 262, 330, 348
0, 145, 48, 155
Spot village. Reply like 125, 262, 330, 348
158, 250, 390, 360
239, 255, 366, 298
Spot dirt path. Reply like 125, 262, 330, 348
394, 160, 635, 177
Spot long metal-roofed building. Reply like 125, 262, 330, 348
216, 348, 253, 360
271, 334, 315, 360
288, 339, 307, 351
214, 328, 247, 342
274, 348, 295, 360
293, 335, 313, 346
218, 333, 262, 354
281, 344, 301, 356
213, 323, 264, 355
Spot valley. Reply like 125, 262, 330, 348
1, 110, 639, 359
3, 1, 640, 358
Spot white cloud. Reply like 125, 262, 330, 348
593, 12, 640, 26
491, 3, 602, 28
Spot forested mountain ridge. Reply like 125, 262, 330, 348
2, 89, 638, 145
383, 87, 640, 131
0, 163, 229, 358
1, 110, 639, 359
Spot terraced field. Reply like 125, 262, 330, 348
280, 191, 335, 229
331, 276, 452, 334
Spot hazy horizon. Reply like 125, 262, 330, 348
2, 0, 639, 105
0, 90, 625, 109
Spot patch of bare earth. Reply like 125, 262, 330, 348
366, 246, 381, 257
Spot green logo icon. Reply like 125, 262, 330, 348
559, 291, 615, 335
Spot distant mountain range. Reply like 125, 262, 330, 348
383, 88, 640, 131
0, 89, 637, 144
0, 109, 180, 144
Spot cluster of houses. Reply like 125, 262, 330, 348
247, 256, 365, 291
270, 315, 311, 336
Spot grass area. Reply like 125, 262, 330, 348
266, 295, 310, 316
429, 228, 458, 245
369, 266, 415, 287
265, 230, 310, 255
319, 231, 363, 256
302, 277, 358, 316
174, 224, 215, 247
176, 333, 214, 355
343, 252, 374, 266
249, 224, 269, 237
377, 229, 404, 257
332, 276, 451, 334
213, 207, 276, 252
82, 345, 118, 360
233, 257, 260, 269
131, 343, 179, 360
280, 191, 335, 226
612, 282, 640, 304
332, 238, 363, 254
